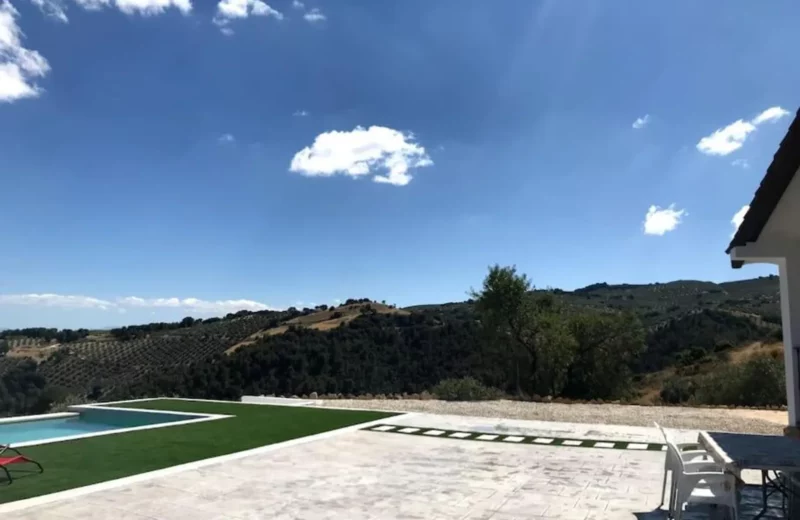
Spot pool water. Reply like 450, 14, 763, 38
0, 407, 207, 445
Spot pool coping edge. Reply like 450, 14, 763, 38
8, 405, 233, 449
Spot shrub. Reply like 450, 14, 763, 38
431, 377, 502, 401
660, 378, 695, 404
714, 341, 733, 352
693, 355, 785, 407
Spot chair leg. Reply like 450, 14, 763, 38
670, 475, 680, 517
0, 465, 11, 485
674, 501, 683, 520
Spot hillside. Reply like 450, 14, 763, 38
0, 275, 785, 415
408, 275, 781, 328
225, 302, 408, 354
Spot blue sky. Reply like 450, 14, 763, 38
1, 0, 797, 328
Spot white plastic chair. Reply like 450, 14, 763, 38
666, 440, 739, 520
654, 422, 722, 514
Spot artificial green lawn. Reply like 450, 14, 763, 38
0, 399, 395, 503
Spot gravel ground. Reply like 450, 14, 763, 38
316, 399, 785, 435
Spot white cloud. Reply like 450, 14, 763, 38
114, 0, 191, 15
697, 106, 792, 156
751, 106, 790, 125
290, 125, 433, 186
303, 7, 324, 22
731, 158, 750, 169
696, 119, 756, 156
731, 205, 749, 237
0, 1, 50, 103
632, 114, 649, 129
0, 293, 274, 315
213, 0, 282, 31
291, 0, 303, 8
31, 0, 190, 19
218, 133, 235, 143
30, 0, 69, 22
0, 293, 114, 310
643, 204, 686, 236
293, 109, 308, 117
119, 296, 273, 314
73, 0, 110, 10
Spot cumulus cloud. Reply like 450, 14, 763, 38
643, 204, 686, 236
696, 106, 792, 156
213, 0, 282, 32
218, 133, 235, 143
0, 293, 274, 314
0, 1, 50, 103
303, 7, 324, 22
293, 109, 308, 117
751, 106, 790, 125
696, 120, 756, 156
632, 114, 650, 129
291, 0, 303, 8
290, 125, 433, 186
731, 205, 750, 237
731, 158, 750, 169
0, 293, 114, 309
114, 0, 191, 15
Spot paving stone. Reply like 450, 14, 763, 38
7, 416, 784, 520
371, 425, 396, 432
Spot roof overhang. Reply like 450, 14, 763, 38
727, 108, 800, 268
728, 241, 791, 269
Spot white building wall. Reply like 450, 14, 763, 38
780, 256, 800, 427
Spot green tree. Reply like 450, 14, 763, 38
533, 311, 577, 396
470, 265, 538, 395
564, 311, 645, 400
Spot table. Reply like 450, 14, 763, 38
699, 431, 800, 519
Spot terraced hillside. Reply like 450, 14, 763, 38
0, 311, 283, 399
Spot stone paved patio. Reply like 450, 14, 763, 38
4, 412, 786, 519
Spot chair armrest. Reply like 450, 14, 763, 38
680, 450, 713, 461
683, 461, 722, 473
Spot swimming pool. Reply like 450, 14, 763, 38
0, 405, 230, 447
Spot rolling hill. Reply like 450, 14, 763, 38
0, 275, 784, 414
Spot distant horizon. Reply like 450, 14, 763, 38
0, 271, 778, 330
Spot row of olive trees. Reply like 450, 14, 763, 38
470, 265, 646, 400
